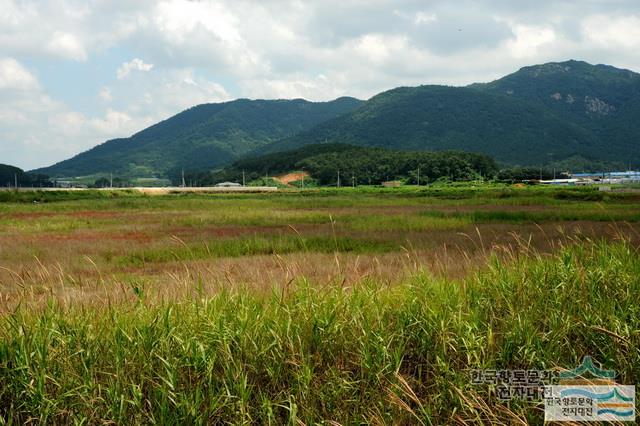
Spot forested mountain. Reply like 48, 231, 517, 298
34, 97, 363, 178
31, 60, 640, 178
474, 60, 640, 163
262, 85, 601, 165
262, 60, 640, 167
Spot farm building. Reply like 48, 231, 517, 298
215, 181, 242, 187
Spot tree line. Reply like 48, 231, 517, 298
179, 144, 500, 186
0, 164, 52, 188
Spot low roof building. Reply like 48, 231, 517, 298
215, 181, 242, 187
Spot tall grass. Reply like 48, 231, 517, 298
118, 234, 395, 266
1, 240, 638, 424
420, 206, 640, 223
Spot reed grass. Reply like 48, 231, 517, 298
118, 235, 395, 266
1, 239, 638, 424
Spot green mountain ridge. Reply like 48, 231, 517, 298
32, 60, 640, 177
34, 97, 363, 178
475, 60, 640, 160
261, 84, 603, 164
262, 60, 640, 166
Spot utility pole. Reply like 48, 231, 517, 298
14, 173, 17, 189
110, 173, 113, 188
181, 168, 186, 187
337, 170, 341, 188
417, 167, 420, 186
242, 170, 246, 187
352, 172, 355, 188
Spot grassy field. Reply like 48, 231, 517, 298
1, 185, 639, 424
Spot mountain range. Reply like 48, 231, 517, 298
35, 97, 362, 178
34, 60, 640, 178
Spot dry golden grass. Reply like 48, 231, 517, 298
2, 220, 637, 312
2, 189, 640, 313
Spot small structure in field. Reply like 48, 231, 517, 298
382, 181, 402, 187
215, 181, 242, 188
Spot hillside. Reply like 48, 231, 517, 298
33, 60, 640, 176
261, 85, 602, 165
475, 60, 640, 161
1, 164, 51, 187
34, 97, 363, 178
0, 164, 22, 186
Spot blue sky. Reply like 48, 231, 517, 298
1, 0, 640, 170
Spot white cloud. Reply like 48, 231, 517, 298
117, 58, 154, 80
0, 57, 39, 90
90, 109, 134, 135
46, 31, 87, 61
127, 68, 231, 113
414, 12, 437, 25
240, 74, 345, 101
154, 0, 241, 44
582, 14, 640, 50
506, 24, 557, 58
354, 34, 407, 64
99, 87, 112, 102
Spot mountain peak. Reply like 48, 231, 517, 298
32, 60, 640, 177
507, 60, 639, 84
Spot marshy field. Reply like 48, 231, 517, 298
1, 185, 639, 424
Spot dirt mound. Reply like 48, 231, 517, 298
274, 171, 310, 185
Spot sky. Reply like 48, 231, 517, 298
1, 0, 640, 170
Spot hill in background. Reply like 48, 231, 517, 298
475, 60, 640, 164
262, 85, 601, 165
265, 61, 640, 167
0, 164, 51, 187
32, 60, 640, 178
34, 97, 362, 178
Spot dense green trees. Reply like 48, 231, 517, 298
496, 167, 569, 182
185, 144, 498, 186
90, 177, 131, 188
0, 164, 52, 188
297, 148, 498, 185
